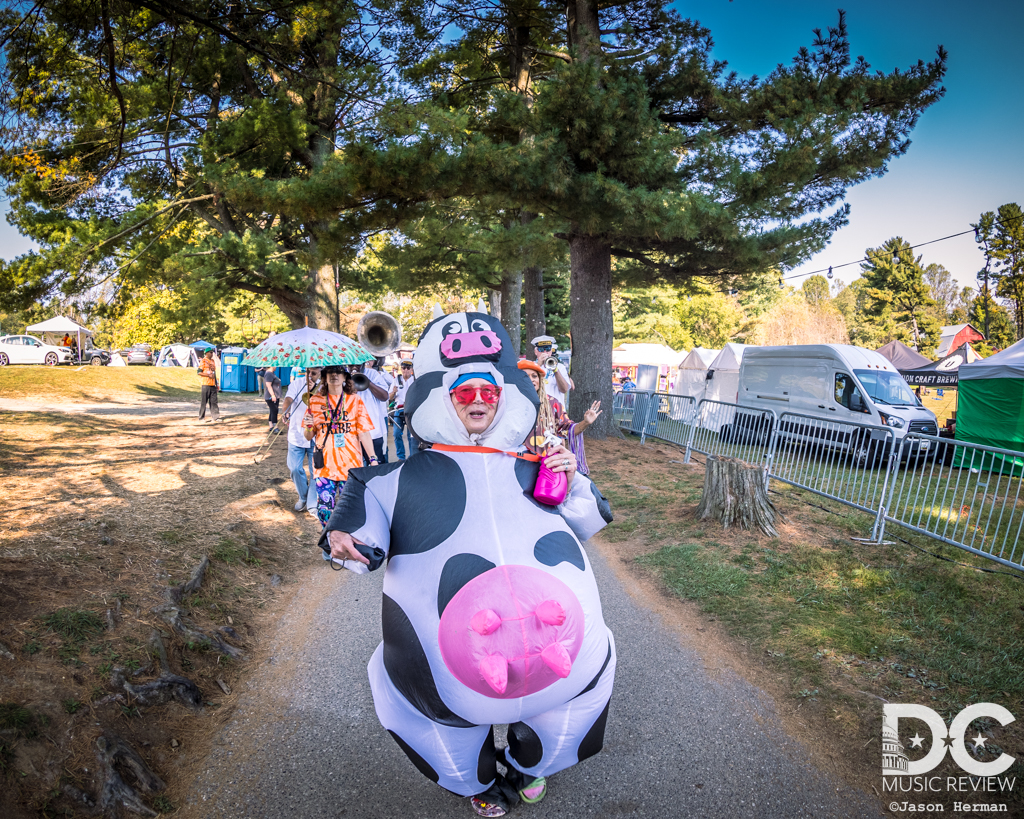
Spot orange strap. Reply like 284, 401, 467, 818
430, 443, 541, 462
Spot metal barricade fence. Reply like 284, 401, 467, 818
882, 434, 1024, 572
767, 413, 897, 535
638, 393, 697, 447
614, 390, 1024, 575
688, 399, 777, 464
611, 390, 635, 430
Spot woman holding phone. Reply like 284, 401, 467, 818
302, 366, 376, 528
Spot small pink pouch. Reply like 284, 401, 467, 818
533, 458, 568, 506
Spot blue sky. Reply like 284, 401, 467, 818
681, 0, 1024, 290
2, 2, 1020, 295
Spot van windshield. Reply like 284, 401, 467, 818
854, 370, 917, 406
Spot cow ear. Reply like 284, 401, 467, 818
477, 298, 487, 314
432, 303, 445, 319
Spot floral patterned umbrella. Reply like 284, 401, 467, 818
240, 328, 373, 369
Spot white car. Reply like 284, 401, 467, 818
0, 334, 74, 366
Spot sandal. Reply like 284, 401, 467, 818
470, 796, 507, 817
519, 777, 547, 804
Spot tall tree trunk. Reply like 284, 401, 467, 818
523, 265, 546, 340
564, 0, 612, 436
500, 270, 523, 354
489, 288, 502, 319
307, 261, 339, 331
568, 233, 614, 438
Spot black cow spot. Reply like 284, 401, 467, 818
403, 370, 445, 428
572, 639, 612, 700
438, 554, 496, 618
391, 452, 467, 557
534, 531, 585, 571
320, 461, 406, 559
382, 594, 473, 728
590, 480, 614, 523
508, 721, 544, 768
514, 457, 557, 515
388, 730, 439, 783
477, 731, 497, 787
577, 699, 611, 762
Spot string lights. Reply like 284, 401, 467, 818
779, 211, 1024, 284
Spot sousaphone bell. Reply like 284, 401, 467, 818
351, 311, 404, 392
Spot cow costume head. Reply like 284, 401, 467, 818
403, 308, 539, 449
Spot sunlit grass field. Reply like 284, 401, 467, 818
0, 365, 254, 402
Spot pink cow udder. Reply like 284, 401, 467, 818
440, 331, 502, 360
438, 565, 584, 699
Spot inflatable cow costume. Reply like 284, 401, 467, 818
320, 309, 616, 814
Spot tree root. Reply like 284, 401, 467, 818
152, 555, 244, 659
95, 732, 165, 818
696, 455, 779, 537
111, 667, 203, 710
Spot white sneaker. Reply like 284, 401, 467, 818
308, 507, 319, 519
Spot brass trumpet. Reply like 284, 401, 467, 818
543, 355, 560, 372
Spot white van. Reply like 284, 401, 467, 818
733, 345, 938, 463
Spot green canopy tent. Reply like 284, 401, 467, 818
954, 338, 1024, 475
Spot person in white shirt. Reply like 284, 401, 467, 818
387, 360, 415, 459
353, 358, 394, 464
280, 367, 321, 515
531, 334, 573, 408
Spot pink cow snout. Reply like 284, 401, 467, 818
440, 331, 502, 361
438, 566, 584, 699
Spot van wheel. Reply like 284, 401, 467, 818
851, 434, 873, 468
90, 356, 102, 366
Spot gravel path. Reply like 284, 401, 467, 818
181, 540, 883, 819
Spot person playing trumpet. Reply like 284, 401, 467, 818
531, 335, 573, 407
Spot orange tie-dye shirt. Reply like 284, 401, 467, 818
302, 393, 372, 481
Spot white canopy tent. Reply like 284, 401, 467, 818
701, 343, 755, 431
156, 343, 201, 368
25, 316, 93, 361
611, 343, 682, 368
669, 347, 719, 419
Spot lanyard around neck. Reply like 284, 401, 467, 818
430, 443, 540, 462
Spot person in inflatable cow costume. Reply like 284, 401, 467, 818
321, 306, 615, 817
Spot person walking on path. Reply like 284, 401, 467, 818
531, 334, 573, 408
302, 366, 376, 528
281, 366, 321, 515
388, 360, 415, 459
518, 359, 601, 476
197, 347, 220, 422
262, 368, 282, 431
353, 358, 394, 464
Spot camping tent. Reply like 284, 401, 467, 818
669, 347, 719, 418
25, 316, 93, 361
156, 343, 200, 368
877, 339, 931, 371
901, 343, 982, 388
954, 338, 1024, 473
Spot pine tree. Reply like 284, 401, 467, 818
860, 238, 942, 354
975, 204, 1024, 339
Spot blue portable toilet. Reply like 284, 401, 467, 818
275, 366, 292, 389
220, 347, 258, 393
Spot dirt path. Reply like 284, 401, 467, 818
0, 396, 263, 417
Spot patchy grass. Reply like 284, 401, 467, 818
587, 434, 1024, 815
40, 608, 105, 660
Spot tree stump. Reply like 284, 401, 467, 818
696, 455, 778, 537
